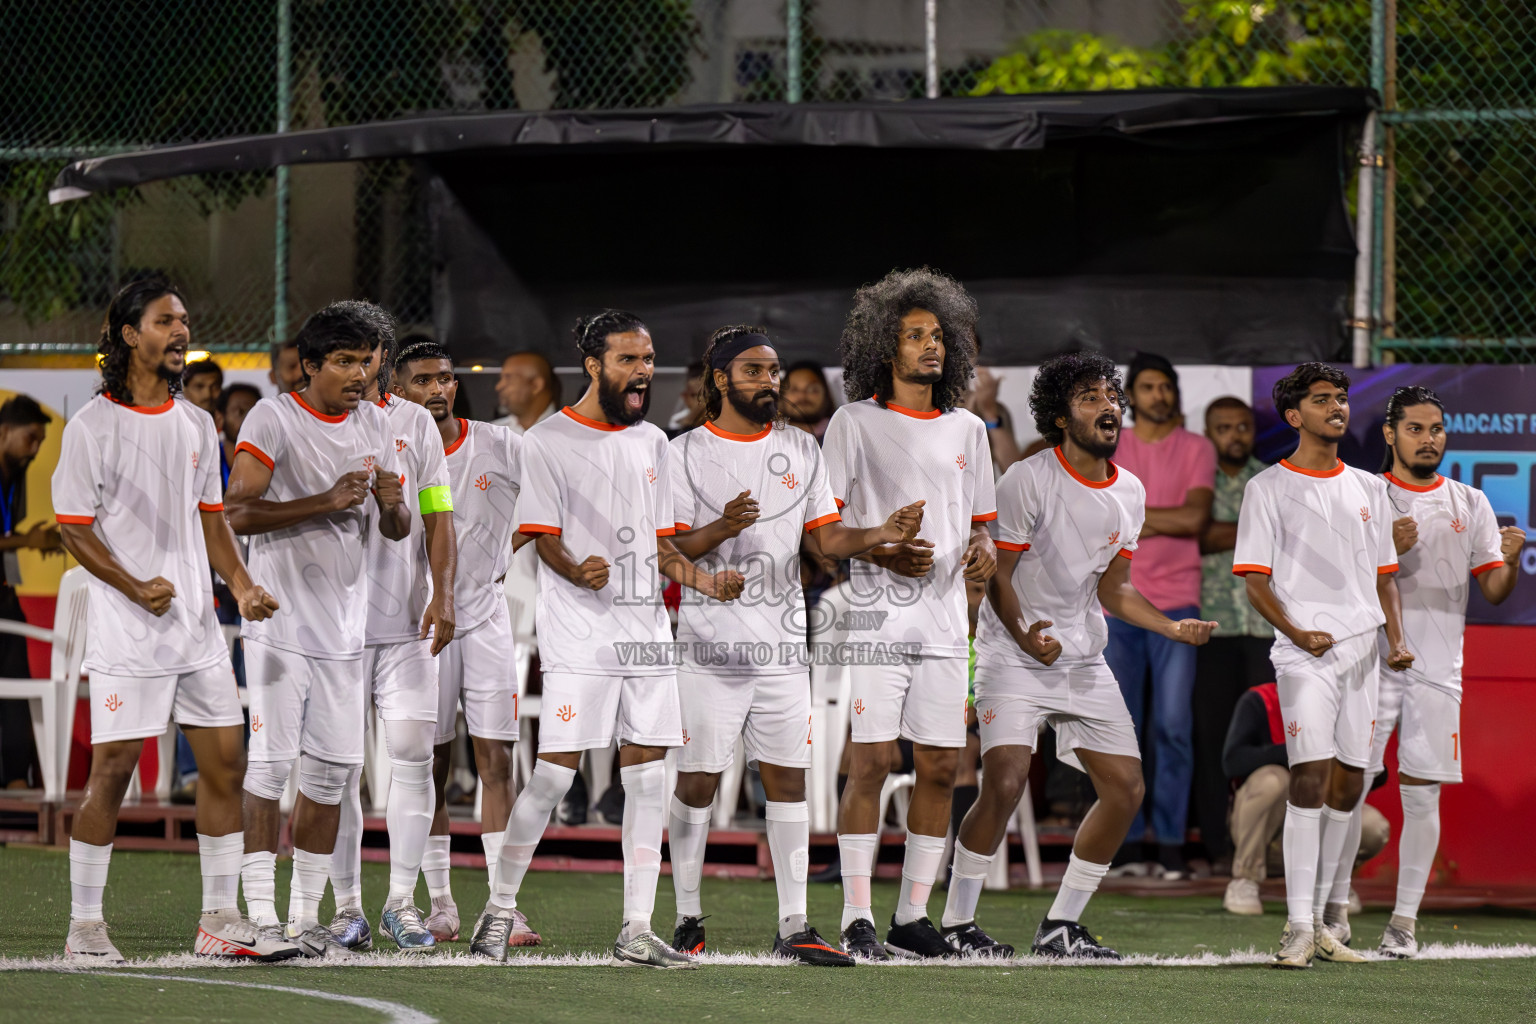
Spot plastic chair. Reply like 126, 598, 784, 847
807, 579, 857, 832
0, 565, 89, 799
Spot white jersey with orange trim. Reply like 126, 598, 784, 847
516, 407, 674, 676
976, 446, 1145, 667
1380, 471, 1504, 694
51, 394, 228, 677
443, 418, 521, 634
1232, 458, 1397, 652
235, 391, 400, 660
669, 420, 840, 674
364, 394, 452, 645
822, 399, 996, 658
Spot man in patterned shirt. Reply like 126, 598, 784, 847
1193, 396, 1276, 911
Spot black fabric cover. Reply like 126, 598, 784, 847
54, 88, 1374, 366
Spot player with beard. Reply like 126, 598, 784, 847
470, 311, 744, 967
824, 268, 998, 960
941, 353, 1215, 959
54, 278, 293, 962
327, 305, 458, 952
227, 303, 409, 958
665, 325, 922, 966
392, 340, 539, 947
1320, 386, 1522, 958
1232, 362, 1413, 969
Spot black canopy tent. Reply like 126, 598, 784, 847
54, 87, 1374, 366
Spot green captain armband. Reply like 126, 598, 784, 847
418, 485, 454, 514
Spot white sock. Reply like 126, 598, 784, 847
941, 841, 993, 928
491, 760, 575, 911
480, 830, 505, 894
619, 761, 666, 943
838, 833, 879, 932
423, 835, 453, 900
241, 850, 279, 926
1047, 853, 1110, 922
764, 801, 810, 928
1394, 784, 1441, 921
893, 833, 947, 926
668, 796, 712, 919
1313, 806, 1354, 927
69, 839, 112, 923
386, 758, 436, 907
1328, 771, 1375, 911
197, 832, 243, 913
1282, 803, 1322, 929
330, 769, 364, 913
287, 848, 330, 933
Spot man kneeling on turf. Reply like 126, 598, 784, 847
941, 353, 1215, 959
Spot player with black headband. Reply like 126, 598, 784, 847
1320, 385, 1523, 958
664, 325, 923, 966
470, 311, 744, 968
824, 268, 999, 960
327, 305, 458, 952
227, 302, 409, 958
1232, 362, 1412, 969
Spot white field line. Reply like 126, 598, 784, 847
3, 941, 1534, 972
77, 972, 436, 1024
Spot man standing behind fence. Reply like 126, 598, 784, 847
1103, 353, 1215, 880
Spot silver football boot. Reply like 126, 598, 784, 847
65, 920, 126, 964
328, 907, 374, 951
613, 930, 699, 969
1379, 920, 1418, 959
380, 903, 437, 951
291, 923, 358, 960
469, 909, 513, 961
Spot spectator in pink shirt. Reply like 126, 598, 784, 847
1104, 353, 1216, 878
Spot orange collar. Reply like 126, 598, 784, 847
1280, 458, 1344, 478
1384, 471, 1444, 492
704, 420, 771, 442
884, 402, 942, 420
444, 418, 470, 455
291, 390, 348, 423
1054, 446, 1117, 489
561, 406, 627, 431
108, 394, 175, 415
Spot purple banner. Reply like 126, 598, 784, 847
1251, 364, 1536, 626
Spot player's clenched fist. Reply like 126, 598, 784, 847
962, 533, 997, 582
132, 576, 176, 616
237, 584, 281, 622
1385, 644, 1415, 672
572, 556, 610, 591
703, 569, 746, 602
722, 490, 760, 536
1166, 618, 1219, 647
1500, 525, 1526, 563
1020, 619, 1062, 666
326, 470, 371, 511
883, 539, 935, 579
373, 466, 404, 509
1293, 630, 1336, 658
878, 500, 926, 545
1392, 515, 1419, 555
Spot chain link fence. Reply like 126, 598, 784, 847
0, 1, 1529, 362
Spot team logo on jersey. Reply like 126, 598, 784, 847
103, 693, 123, 713
645, 467, 657, 484
1287, 720, 1301, 738
853, 699, 866, 716
782, 472, 798, 490
251, 715, 263, 733
980, 708, 996, 725
475, 473, 491, 491
956, 454, 967, 470
681, 729, 691, 745
1359, 506, 1371, 522
1451, 517, 1467, 533
396, 438, 407, 452
191, 451, 199, 469
556, 704, 576, 722
1108, 531, 1120, 545
363, 456, 376, 473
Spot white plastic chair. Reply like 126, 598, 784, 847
807, 579, 857, 832
0, 565, 89, 799
981, 778, 1044, 890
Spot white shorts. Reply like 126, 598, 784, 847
972, 657, 1140, 772
1369, 672, 1463, 783
537, 671, 682, 753
848, 654, 968, 748
1273, 629, 1380, 770
364, 638, 438, 723
436, 607, 520, 746
676, 668, 812, 773
245, 639, 366, 765
89, 662, 243, 744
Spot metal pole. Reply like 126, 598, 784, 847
1380, 0, 1398, 361
1368, 0, 1386, 365
1351, 112, 1378, 368
925, 0, 938, 99
787, 0, 802, 103
274, 0, 292, 346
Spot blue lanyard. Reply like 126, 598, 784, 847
0, 476, 14, 536
220, 444, 231, 492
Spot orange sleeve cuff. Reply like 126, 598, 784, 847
674, 522, 692, 533
1377, 563, 1399, 575
1117, 548, 1134, 560
519, 523, 561, 536
656, 527, 676, 538
1232, 563, 1271, 576
972, 511, 998, 523
198, 501, 225, 513
996, 540, 1028, 552
804, 512, 842, 531
833, 497, 845, 510
234, 441, 274, 471
56, 514, 95, 525
1471, 560, 1506, 577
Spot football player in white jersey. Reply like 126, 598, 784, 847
1232, 362, 1414, 969
665, 325, 922, 966
327, 307, 458, 952
54, 278, 294, 963
469, 311, 743, 968
226, 302, 409, 958
394, 340, 538, 947
940, 353, 1216, 960
1324, 386, 1523, 958
824, 268, 999, 960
